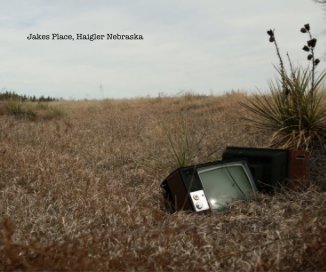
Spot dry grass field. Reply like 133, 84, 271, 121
0, 93, 325, 271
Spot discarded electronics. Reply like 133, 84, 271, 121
222, 147, 309, 192
161, 159, 257, 212
161, 146, 309, 213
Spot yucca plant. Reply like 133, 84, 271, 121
242, 24, 326, 151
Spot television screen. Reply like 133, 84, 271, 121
161, 160, 257, 212
197, 162, 257, 210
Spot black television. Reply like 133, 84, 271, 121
222, 146, 289, 193
161, 160, 257, 212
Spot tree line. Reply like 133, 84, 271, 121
0, 91, 57, 102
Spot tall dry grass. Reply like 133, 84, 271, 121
0, 93, 325, 271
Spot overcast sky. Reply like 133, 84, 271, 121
0, 0, 325, 99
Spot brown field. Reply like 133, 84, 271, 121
0, 93, 325, 271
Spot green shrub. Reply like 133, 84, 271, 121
2, 100, 65, 120
5, 99, 37, 119
34, 102, 65, 120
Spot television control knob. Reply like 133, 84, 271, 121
190, 190, 209, 212
193, 194, 199, 200
196, 202, 203, 209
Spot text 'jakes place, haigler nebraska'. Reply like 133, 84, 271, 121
26, 33, 144, 41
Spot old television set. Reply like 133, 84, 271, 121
222, 146, 309, 193
161, 160, 257, 213
222, 146, 288, 193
